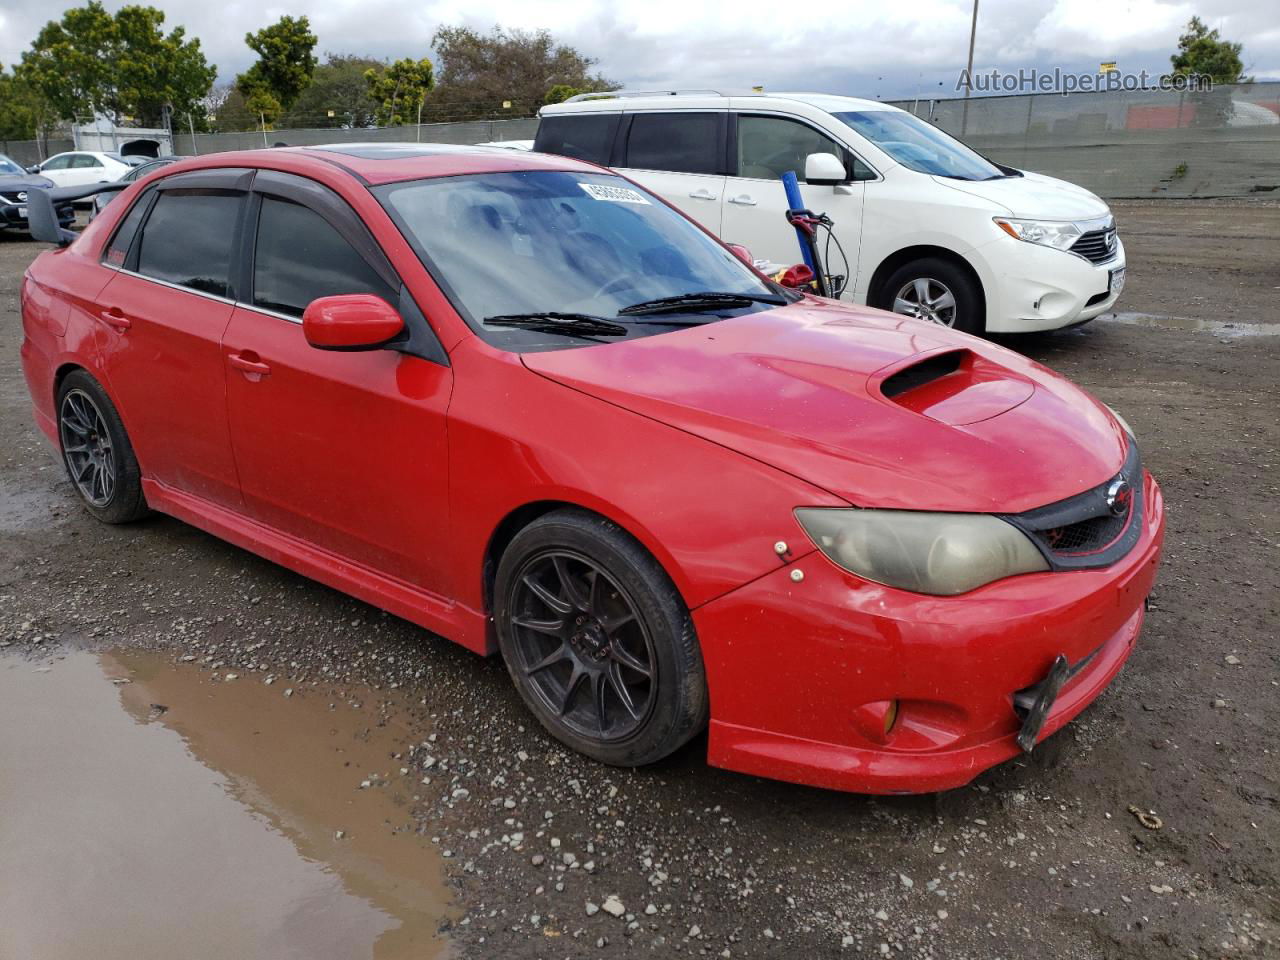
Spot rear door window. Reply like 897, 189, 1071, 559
251, 195, 397, 318
623, 113, 723, 175
72, 154, 104, 168
534, 114, 620, 165
135, 190, 243, 298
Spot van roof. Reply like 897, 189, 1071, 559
540, 91, 900, 116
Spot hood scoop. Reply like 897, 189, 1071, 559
876, 349, 1035, 426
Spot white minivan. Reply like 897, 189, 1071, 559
535, 91, 1126, 335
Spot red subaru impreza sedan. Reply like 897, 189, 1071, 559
19, 144, 1164, 794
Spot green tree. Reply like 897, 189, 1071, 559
0, 66, 47, 140
544, 83, 581, 105
17, 1, 215, 125
365, 57, 435, 126
287, 54, 384, 128
430, 26, 613, 117
1169, 16, 1249, 84
236, 15, 318, 119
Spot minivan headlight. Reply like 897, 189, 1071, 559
993, 217, 1084, 252
795, 508, 1049, 596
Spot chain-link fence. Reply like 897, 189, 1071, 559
887, 81, 1280, 198
172, 117, 539, 156
6, 83, 1277, 198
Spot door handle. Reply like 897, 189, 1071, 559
688, 189, 716, 200
728, 195, 757, 206
228, 352, 271, 378
98, 307, 131, 331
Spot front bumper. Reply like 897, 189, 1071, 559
975, 235, 1126, 334
694, 471, 1164, 795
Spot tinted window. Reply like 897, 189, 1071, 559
624, 113, 721, 174
42, 155, 72, 171
136, 190, 242, 297
534, 114, 620, 165
72, 154, 104, 168
736, 115, 848, 181
252, 196, 396, 317
103, 190, 152, 268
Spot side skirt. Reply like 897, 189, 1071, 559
142, 478, 492, 655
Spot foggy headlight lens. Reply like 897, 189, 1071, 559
994, 217, 1084, 252
795, 508, 1049, 596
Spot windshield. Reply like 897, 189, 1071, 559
376, 170, 787, 350
0, 155, 24, 175
835, 110, 1004, 180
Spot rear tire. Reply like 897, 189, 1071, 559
876, 257, 983, 335
56, 370, 148, 524
494, 509, 708, 767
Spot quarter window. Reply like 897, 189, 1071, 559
624, 113, 721, 175
735, 115, 861, 182
135, 190, 243, 298
533, 114, 620, 166
102, 190, 152, 268
252, 196, 396, 317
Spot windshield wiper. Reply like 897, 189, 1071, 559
483, 312, 629, 337
617, 291, 786, 316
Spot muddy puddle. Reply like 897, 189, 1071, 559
0, 649, 455, 960
1100, 311, 1280, 339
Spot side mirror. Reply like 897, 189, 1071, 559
804, 152, 847, 187
302, 294, 405, 351
777, 263, 816, 289
26, 164, 41, 174
725, 243, 754, 266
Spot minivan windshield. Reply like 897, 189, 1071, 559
377, 170, 789, 350
835, 110, 1005, 181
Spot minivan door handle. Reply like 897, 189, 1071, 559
727, 194, 757, 206
688, 188, 716, 201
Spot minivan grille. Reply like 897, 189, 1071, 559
1070, 227, 1118, 265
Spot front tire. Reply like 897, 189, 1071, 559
56, 370, 148, 524
876, 256, 983, 335
494, 509, 708, 767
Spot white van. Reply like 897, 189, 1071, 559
535, 91, 1125, 335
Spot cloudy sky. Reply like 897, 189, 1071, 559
1, 0, 1275, 97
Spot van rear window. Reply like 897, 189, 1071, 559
534, 115, 620, 165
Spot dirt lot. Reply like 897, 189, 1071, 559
1, 201, 1277, 959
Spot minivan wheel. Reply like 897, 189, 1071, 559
56, 371, 148, 523
878, 257, 983, 335
494, 509, 708, 767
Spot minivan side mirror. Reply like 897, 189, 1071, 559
804, 152, 847, 186
302, 294, 405, 351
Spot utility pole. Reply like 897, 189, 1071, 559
962, 0, 979, 136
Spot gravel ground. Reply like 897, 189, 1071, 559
1, 201, 1277, 959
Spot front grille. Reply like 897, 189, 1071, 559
1037, 510, 1129, 555
1001, 439, 1143, 571
1070, 227, 1118, 265
0, 192, 25, 205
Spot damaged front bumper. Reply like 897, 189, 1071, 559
693, 472, 1165, 795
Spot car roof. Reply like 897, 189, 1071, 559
207, 142, 606, 186
540, 91, 898, 115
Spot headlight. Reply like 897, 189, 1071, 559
795, 508, 1048, 596
994, 217, 1090, 252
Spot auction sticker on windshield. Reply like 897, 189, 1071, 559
579, 183, 651, 204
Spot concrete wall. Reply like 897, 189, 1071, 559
172, 117, 539, 157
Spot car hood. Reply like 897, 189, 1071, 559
521, 299, 1127, 513
0, 174, 54, 192
934, 170, 1110, 220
